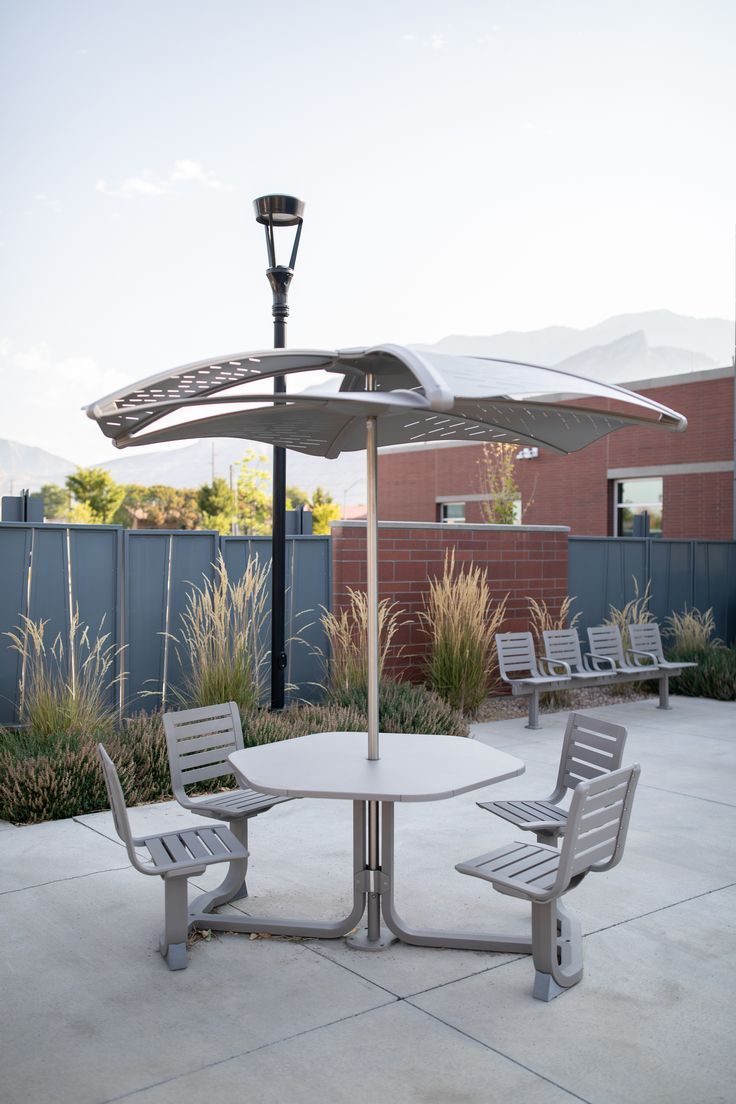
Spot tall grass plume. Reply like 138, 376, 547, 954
318, 588, 405, 694
419, 550, 508, 715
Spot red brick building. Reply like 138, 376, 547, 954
377, 367, 735, 539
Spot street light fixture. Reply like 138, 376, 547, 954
253, 194, 305, 709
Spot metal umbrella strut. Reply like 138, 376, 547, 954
86, 344, 687, 762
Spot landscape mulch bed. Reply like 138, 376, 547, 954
474, 685, 656, 723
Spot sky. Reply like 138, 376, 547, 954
1, 0, 735, 466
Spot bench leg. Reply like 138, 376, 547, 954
530, 899, 583, 1001
160, 875, 191, 971
190, 819, 249, 915
526, 690, 541, 730
657, 673, 671, 710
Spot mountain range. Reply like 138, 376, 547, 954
2, 310, 733, 499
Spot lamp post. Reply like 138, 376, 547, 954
253, 194, 305, 709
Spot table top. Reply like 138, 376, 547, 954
229, 730, 525, 802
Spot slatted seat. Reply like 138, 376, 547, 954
628, 622, 698, 701
458, 763, 640, 1000
542, 628, 616, 682
164, 702, 293, 914
587, 624, 657, 675
496, 632, 572, 730
478, 712, 627, 843
97, 744, 249, 971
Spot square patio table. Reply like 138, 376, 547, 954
189, 730, 532, 954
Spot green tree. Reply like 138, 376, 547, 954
196, 477, 235, 534
237, 452, 271, 535
65, 468, 125, 524
310, 486, 340, 534
113, 484, 201, 529
40, 483, 70, 520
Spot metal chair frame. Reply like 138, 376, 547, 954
458, 763, 640, 1000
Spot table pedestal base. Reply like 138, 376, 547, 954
188, 799, 558, 957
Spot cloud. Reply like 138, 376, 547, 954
95, 160, 229, 199
34, 193, 62, 213
0, 340, 128, 462
402, 31, 445, 51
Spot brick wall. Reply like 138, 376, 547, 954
378, 372, 735, 539
331, 521, 569, 682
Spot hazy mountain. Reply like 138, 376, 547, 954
0, 439, 75, 496
416, 310, 734, 376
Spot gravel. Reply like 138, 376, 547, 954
474, 684, 656, 722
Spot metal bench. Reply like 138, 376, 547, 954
97, 743, 250, 971
496, 632, 572, 729
542, 628, 617, 684
477, 711, 627, 844
457, 763, 640, 1001
163, 702, 293, 914
587, 624, 671, 709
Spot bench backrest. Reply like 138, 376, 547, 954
628, 622, 665, 662
555, 763, 640, 894
496, 632, 540, 679
587, 625, 626, 665
164, 702, 244, 797
542, 629, 585, 672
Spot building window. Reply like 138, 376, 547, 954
614, 477, 663, 537
439, 502, 466, 523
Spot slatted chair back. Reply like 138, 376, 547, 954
554, 764, 640, 896
97, 744, 147, 872
587, 625, 627, 666
164, 702, 244, 797
542, 629, 585, 672
628, 622, 665, 663
496, 632, 540, 680
552, 712, 628, 800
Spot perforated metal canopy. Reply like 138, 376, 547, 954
86, 344, 687, 456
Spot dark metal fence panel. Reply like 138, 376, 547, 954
648, 540, 694, 625
569, 537, 736, 644
0, 525, 33, 724
68, 526, 124, 713
123, 531, 171, 712
286, 536, 331, 702
693, 542, 736, 644
568, 537, 648, 628
163, 531, 220, 706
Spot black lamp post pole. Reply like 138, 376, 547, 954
254, 195, 304, 710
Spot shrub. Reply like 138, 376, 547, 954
667, 644, 736, 701
326, 679, 469, 737
170, 554, 270, 714
4, 611, 123, 739
419, 550, 508, 715
0, 731, 135, 825
318, 589, 405, 694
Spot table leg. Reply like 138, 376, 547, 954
380, 803, 533, 953
189, 800, 367, 939
345, 799, 397, 950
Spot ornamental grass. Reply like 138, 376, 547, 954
170, 554, 270, 714
419, 550, 508, 715
318, 588, 405, 695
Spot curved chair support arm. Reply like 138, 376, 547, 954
625, 647, 660, 669
539, 656, 572, 677
587, 651, 619, 672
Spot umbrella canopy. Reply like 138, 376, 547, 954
86, 344, 686, 454
86, 345, 687, 760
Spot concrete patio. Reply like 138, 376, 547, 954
1, 695, 734, 1104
